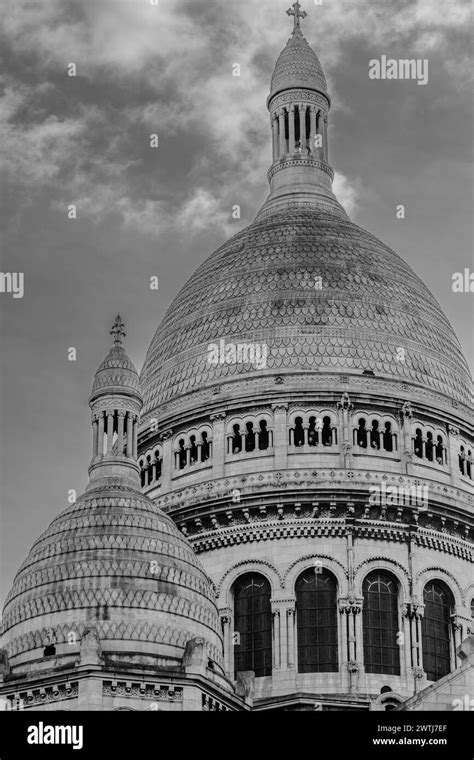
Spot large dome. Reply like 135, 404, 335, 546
141, 206, 471, 420
1, 482, 223, 667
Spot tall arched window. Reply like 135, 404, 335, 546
422, 580, 454, 681
233, 573, 272, 677
296, 569, 338, 673
363, 571, 400, 675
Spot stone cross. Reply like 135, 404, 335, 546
110, 314, 126, 345
286, 1, 307, 33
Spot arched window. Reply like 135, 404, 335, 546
245, 422, 255, 452
435, 435, 444, 465
321, 416, 334, 446
258, 420, 269, 450
467, 451, 472, 479
425, 432, 434, 462
232, 424, 242, 454
294, 417, 304, 447
189, 435, 198, 465
363, 571, 400, 675
422, 580, 454, 681
308, 416, 317, 447
383, 422, 393, 452
139, 459, 146, 487
414, 429, 423, 458
233, 573, 272, 678
296, 569, 338, 673
357, 418, 367, 448
201, 431, 210, 462
370, 420, 380, 450
178, 439, 186, 469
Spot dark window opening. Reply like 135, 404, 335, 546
322, 416, 333, 446
414, 429, 423, 458
422, 581, 453, 682
296, 569, 338, 673
234, 573, 272, 678
44, 645, 56, 657
370, 420, 380, 450
294, 417, 304, 447
363, 571, 400, 676
258, 420, 269, 450
383, 422, 393, 452
425, 432, 434, 462
357, 418, 367, 448
201, 431, 210, 462
232, 424, 242, 454
189, 435, 198, 465
178, 439, 186, 469
245, 421, 256, 452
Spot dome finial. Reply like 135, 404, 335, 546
110, 314, 126, 346
286, 1, 307, 34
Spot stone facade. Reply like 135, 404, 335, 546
0, 5, 472, 713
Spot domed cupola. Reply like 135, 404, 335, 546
270, 3, 328, 99
0, 317, 224, 675
259, 1, 347, 221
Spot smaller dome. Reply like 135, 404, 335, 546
91, 344, 140, 395
270, 29, 327, 99
90, 315, 140, 398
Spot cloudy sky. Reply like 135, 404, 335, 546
0, 0, 472, 608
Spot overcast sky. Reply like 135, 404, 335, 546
0, 0, 472, 609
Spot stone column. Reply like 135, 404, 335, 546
272, 403, 288, 470
126, 413, 133, 457
160, 430, 173, 491
220, 612, 232, 676
210, 412, 226, 479
323, 114, 328, 159
92, 416, 99, 457
278, 109, 286, 156
132, 416, 138, 458
401, 605, 411, 676
310, 106, 317, 154
289, 105, 296, 153
117, 412, 125, 456
271, 114, 279, 161
298, 104, 306, 151
106, 412, 114, 453
97, 412, 105, 455
287, 608, 296, 668
272, 608, 281, 669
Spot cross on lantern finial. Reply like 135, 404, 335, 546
286, 1, 307, 33
110, 314, 126, 345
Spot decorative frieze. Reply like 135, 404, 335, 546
103, 681, 183, 702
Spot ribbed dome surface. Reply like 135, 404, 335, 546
141, 207, 471, 419
1, 483, 223, 664
91, 344, 140, 395
270, 29, 327, 98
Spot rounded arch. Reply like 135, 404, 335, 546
354, 558, 410, 600
217, 560, 281, 606
284, 555, 347, 594
414, 568, 463, 608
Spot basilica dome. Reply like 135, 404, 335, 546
1, 485, 223, 667
1, 319, 223, 670
141, 206, 471, 421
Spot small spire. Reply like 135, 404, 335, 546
286, 1, 307, 34
110, 314, 126, 346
